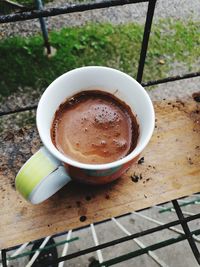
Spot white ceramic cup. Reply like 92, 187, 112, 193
16, 66, 155, 204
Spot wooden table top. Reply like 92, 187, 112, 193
0, 96, 200, 249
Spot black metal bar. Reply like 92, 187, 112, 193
0, 0, 149, 24
42, 228, 200, 266
172, 200, 200, 265
1, 71, 199, 118
0, 105, 37, 117
142, 71, 200, 87
40, 213, 200, 263
35, 0, 51, 54
1, 250, 7, 267
96, 229, 200, 266
136, 0, 157, 83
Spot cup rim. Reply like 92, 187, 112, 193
37, 66, 155, 170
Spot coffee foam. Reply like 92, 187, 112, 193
51, 90, 139, 164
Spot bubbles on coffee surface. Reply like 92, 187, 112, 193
51, 90, 139, 164
93, 105, 121, 129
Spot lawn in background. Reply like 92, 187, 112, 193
0, 19, 199, 97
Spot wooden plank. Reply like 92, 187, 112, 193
0, 97, 200, 249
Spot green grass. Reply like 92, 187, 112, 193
0, 19, 199, 97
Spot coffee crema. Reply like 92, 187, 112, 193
51, 90, 139, 164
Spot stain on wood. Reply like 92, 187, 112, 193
0, 97, 200, 249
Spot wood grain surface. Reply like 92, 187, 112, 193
0, 97, 200, 249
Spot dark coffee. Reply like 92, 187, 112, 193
51, 90, 139, 164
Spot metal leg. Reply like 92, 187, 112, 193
35, 0, 51, 54
1, 250, 7, 267
172, 200, 200, 265
137, 0, 157, 83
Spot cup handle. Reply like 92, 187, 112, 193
15, 147, 71, 204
